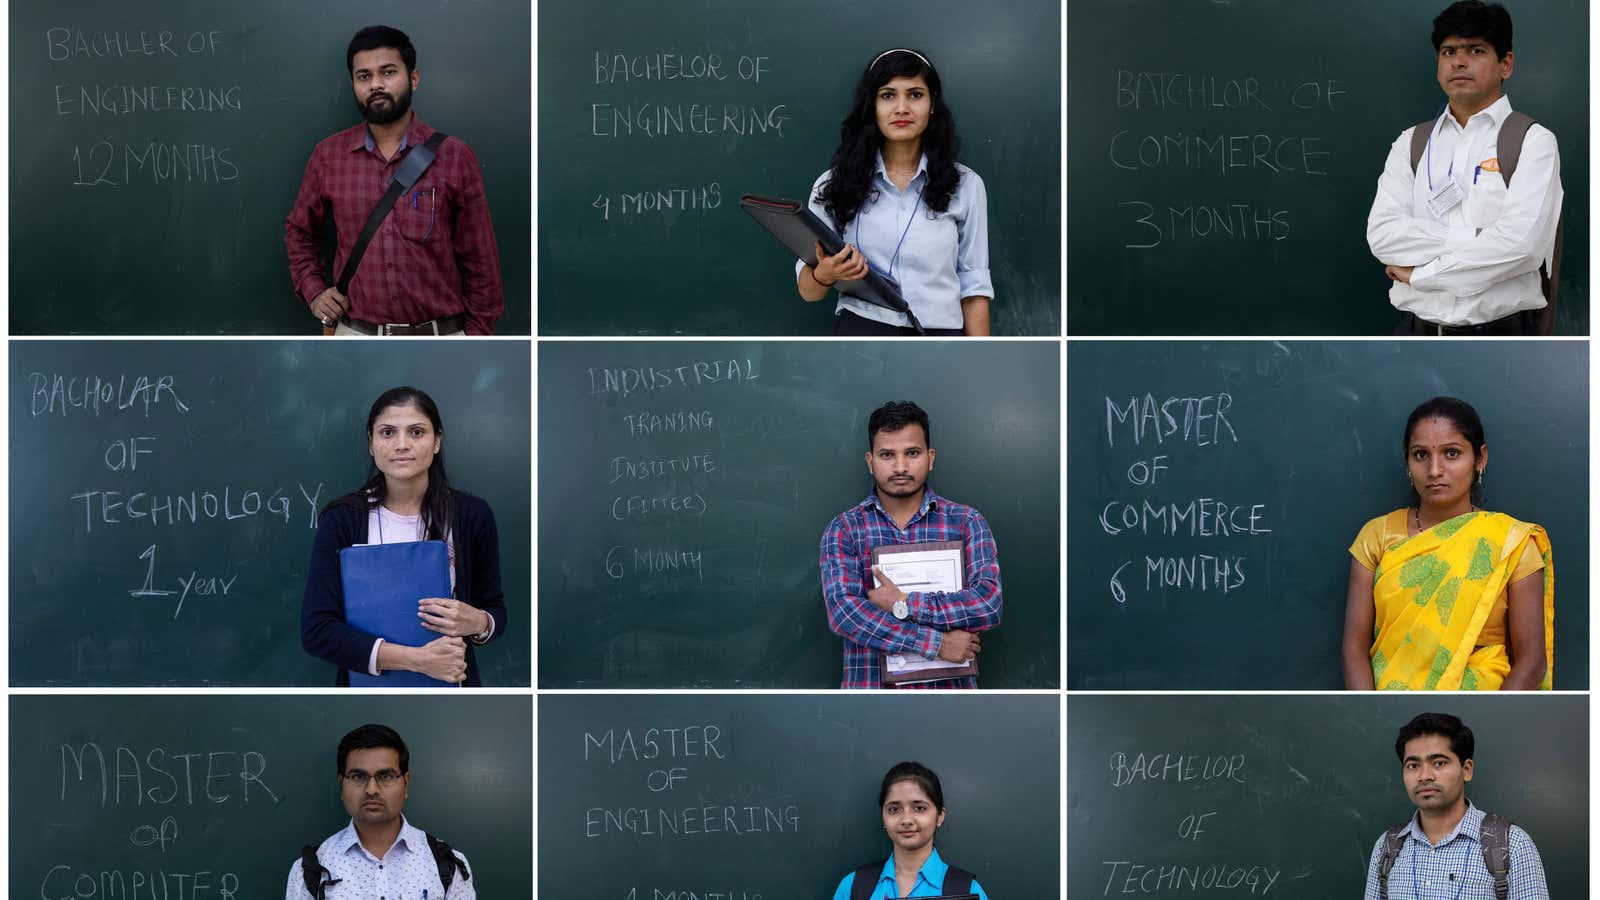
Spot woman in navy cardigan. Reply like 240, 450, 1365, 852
301, 386, 506, 685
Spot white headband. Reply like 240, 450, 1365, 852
869, 48, 932, 70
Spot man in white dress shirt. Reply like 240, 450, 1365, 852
1366, 1, 1563, 335
286, 724, 475, 899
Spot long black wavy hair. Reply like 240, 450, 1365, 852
815, 48, 961, 230
326, 386, 455, 539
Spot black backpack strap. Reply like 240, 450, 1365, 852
1375, 821, 1411, 900
850, 861, 883, 900
943, 864, 976, 895
334, 130, 451, 299
1408, 118, 1437, 174
425, 832, 470, 892
300, 845, 339, 899
1479, 812, 1513, 900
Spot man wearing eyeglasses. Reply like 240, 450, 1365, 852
285, 724, 476, 898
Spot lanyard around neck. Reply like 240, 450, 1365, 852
1424, 102, 1461, 192
855, 178, 925, 285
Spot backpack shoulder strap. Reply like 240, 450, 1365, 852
943, 864, 976, 895
1376, 822, 1411, 900
334, 130, 452, 297
850, 861, 883, 900
1492, 111, 1562, 331
1408, 119, 1436, 173
1479, 812, 1513, 900
300, 845, 338, 899
425, 832, 470, 892
1496, 111, 1536, 185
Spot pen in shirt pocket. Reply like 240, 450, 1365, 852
1474, 165, 1481, 185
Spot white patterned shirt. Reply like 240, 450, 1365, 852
286, 817, 475, 899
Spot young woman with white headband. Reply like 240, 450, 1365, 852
797, 48, 993, 335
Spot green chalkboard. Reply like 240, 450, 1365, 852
540, 694, 1059, 898
538, 340, 1060, 687
1067, 340, 1587, 689
10, 694, 531, 899
1069, 695, 1588, 897
1067, 0, 1589, 335
537, 0, 1061, 335
9, 1, 530, 335
9, 340, 531, 685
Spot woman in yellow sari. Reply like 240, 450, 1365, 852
1342, 397, 1552, 691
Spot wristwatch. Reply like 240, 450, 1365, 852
892, 598, 909, 620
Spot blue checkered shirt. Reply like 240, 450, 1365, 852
819, 487, 1002, 689
1363, 802, 1548, 899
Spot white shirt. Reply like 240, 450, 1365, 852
1366, 94, 1562, 326
798, 154, 993, 330
285, 817, 475, 900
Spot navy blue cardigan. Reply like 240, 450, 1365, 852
301, 490, 507, 686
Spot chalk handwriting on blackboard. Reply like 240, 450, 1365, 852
1100, 750, 1282, 894
1107, 67, 1348, 250
1098, 391, 1269, 603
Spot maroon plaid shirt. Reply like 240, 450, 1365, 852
284, 116, 504, 334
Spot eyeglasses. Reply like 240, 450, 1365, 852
342, 769, 404, 787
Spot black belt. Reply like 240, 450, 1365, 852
342, 314, 466, 336
1401, 310, 1534, 336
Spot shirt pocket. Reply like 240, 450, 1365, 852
397, 183, 440, 243
1465, 166, 1508, 228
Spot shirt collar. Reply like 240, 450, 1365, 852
861, 486, 942, 518
874, 847, 950, 892
1406, 799, 1484, 848
349, 115, 432, 155
1441, 93, 1513, 133
336, 815, 422, 861
874, 152, 930, 186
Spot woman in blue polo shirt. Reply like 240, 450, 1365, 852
832, 762, 990, 900
797, 48, 993, 336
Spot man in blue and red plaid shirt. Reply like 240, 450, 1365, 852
819, 401, 1002, 689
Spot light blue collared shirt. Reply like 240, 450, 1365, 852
830, 847, 990, 900
801, 154, 993, 330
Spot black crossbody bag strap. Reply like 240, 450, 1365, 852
334, 130, 450, 297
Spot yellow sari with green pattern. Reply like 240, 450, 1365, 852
1370, 511, 1552, 690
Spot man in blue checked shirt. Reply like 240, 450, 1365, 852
819, 401, 1002, 689
1364, 713, 1548, 899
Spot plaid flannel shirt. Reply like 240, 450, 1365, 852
284, 116, 504, 334
820, 487, 1002, 689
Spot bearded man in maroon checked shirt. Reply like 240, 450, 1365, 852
285, 25, 503, 335
819, 401, 1003, 689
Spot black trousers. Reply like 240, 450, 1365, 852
832, 309, 964, 337
1395, 310, 1536, 336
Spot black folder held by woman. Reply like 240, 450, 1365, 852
740, 194, 923, 332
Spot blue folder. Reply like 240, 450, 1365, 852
339, 540, 458, 687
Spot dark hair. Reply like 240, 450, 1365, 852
1432, 1, 1513, 58
1394, 712, 1475, 764
325, 386, 455, 539
815, 49, 961, 229
347, 25, 417, 74
338, 723, 410, 774
878, 761, 945, 810
1403, 396, 1486, 505
868, 401, 931, 449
